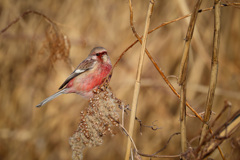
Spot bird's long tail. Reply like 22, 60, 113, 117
36, 89, 67, 108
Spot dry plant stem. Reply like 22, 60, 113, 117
178, 0, 203, 157
178, 0, 203, 84
117, 4, 225, 158
199, 0, 224, 158
108, 5, 232, 123
124, 1, 154, 160
180, 81, 187, 154
199, 0, 221, 144
113, 7, 217, 123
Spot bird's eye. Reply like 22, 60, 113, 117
96, 53, 100, 56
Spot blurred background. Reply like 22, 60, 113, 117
0, 0, 240, 160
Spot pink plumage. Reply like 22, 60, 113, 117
36, 47, 112, 107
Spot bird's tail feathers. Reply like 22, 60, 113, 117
36, 89, 67, 108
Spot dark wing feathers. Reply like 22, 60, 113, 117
58, 59, 95, 90
58, 71, 85, 90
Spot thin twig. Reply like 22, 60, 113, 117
211, 101, 232, 128
121, 119, 181, 159
1, 10, 56, 35
119, 123, 138, 153
124, 1, 155, 160
136, 132, 181, 158
152, 132, 180, 155
222, 1, 240, 9
135, 117, 161, 134
137, 152, 181, 158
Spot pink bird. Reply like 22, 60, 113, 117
36, 47, 112, 107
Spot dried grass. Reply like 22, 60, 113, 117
0, 0, 240, 160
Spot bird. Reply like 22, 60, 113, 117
36, 47, 112, 108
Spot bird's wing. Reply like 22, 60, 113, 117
58, 59, 96, 90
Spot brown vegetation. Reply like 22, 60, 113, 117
0, 0, 240, 160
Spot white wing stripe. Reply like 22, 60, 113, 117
74, 69, 86, 74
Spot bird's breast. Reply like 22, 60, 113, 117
66, 63, 112, 98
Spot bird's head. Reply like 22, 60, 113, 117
90, 47, 111, 64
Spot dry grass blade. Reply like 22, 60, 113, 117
124, 1, 155, 160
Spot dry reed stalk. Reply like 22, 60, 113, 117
177, 0, 210, 100
178, 0, 203, 84
180, 80, 187, 154
178, 0, 203, 157
113, 5, 229, 123
101, 3, 236, 125
115, 2, 227, 157
199, 0, 221, 144
199, 0, 221, 147
124, 0, 155, 160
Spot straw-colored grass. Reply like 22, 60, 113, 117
1, 0, 240, 160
